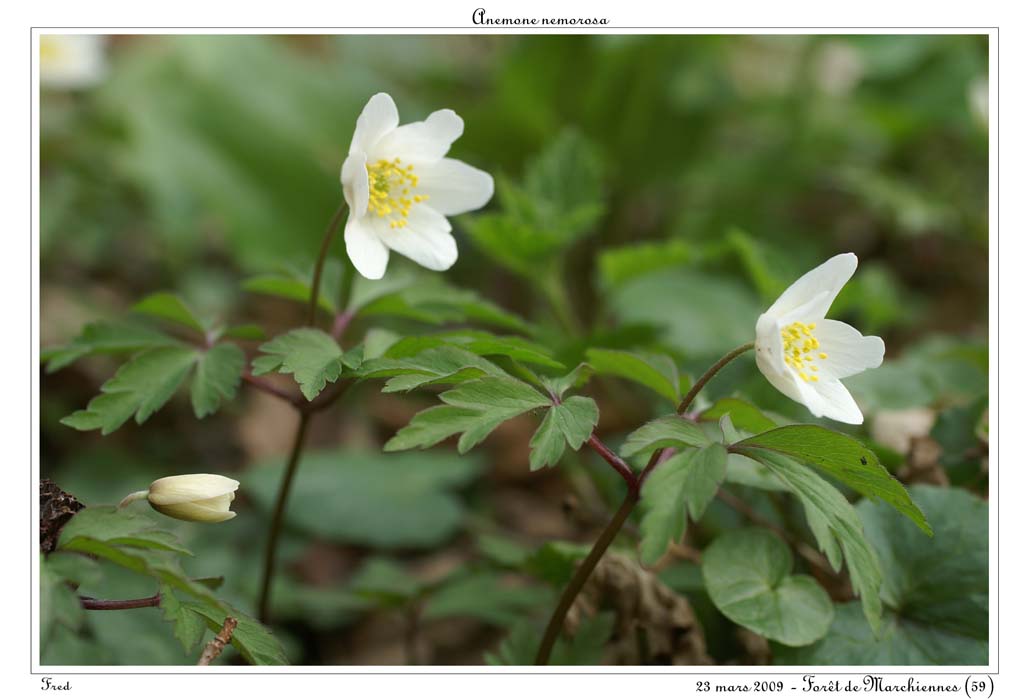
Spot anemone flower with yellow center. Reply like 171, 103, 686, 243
754, 253, 884, 424
339, 92, 494, 280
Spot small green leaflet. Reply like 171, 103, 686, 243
185, 600, 290, 665
529, 396, 600, 470
133, 292, 208, 333
159, 585, 207, 653
700, 397, 777, 434
386, 376, 550, 454
42, 319, 176, 373
60, 342, 245, 434
358, 345, 509, 393
619, 415, 709, 460
252, 328, 358, 401
381, 330, 561, 369
732, 424, 932, 536
637, 444, 727, 565
702, 528, 834, 646
586, 348, 681, 403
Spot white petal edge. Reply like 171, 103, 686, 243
415, 158, 494, 215
812, 319, 885, 380
797, 377, 865, 424
370, 109, 464, 164
147, 474, 239, 505
349, 93, 399, 155
340, 152, 369, 217
369, 206, 457, 271
345, 216, 390, 280
764, 253, 858, 321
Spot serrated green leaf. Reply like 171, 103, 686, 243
598, 239, 695, 289
542, 363, 593, 398
529, 408, 565, 471
744, 451, 883, 634
252, 328, 345, 401
700, 397, 777, 434
222, 323, 266, 341
385, 331, 562, 369
619, 415, 709, 460
529, 396, 601, 469
40, 555, 85, 650
586, 348, 681, 403
43, 320, 177, 373
702, 528, 834, 646
159, 585, 207, 653
637, 444, 727, 565
440, 376, 550, 412
58, 507, 192, 556
356, 278, 531, 333
185, 600, 290, 665
61, 347, 198, 434
133, 292, 207, 333
359, 345, 507, 393
190, 343, 245, 418
384, 406, 483, 452
733, 425, 931, 536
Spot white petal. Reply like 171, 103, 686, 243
340, 152, 369, 217
349, 93, 399, 155
147, 474, 239, 505
813, 319, 885, 380
415, 158, 494, 215
756, 346, 808, 406
369, 206, 457, 271
800, 378, 865, 424
764, 253, 858, 321
370, 109, 464, 164
345, 216, 390, 280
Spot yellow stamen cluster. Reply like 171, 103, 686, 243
366, 157, 429, 229
781, 321, 828, 382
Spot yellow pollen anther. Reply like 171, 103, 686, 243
366, 158, 424, 229
780, 321, 826, 382
819, 352, 827, 359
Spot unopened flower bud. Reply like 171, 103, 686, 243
119, 474, 239, 523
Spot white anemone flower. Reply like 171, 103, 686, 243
754, 253, 884, 424
39, 35, 107, 89
339, 93, 494, 280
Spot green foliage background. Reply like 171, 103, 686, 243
40, 34, 988, 666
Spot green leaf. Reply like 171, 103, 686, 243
586, 348, 681, 403
246, 450, 483, 549
384, 406, 483, 452
598, 239, 694, 289
222, 323, 266, 341
243, 272, 336, 314
700, 397, 777, 434
775, 485, 987, 665
347, 557, 421, 606
542, 363, 593, 398
43, 320, 176, 373
58, 507, 192, 556
190, 342, 245, 418
619, 415, 709, 460
637, 444, 727, 565
529, 397, 600, 470
159, 585, 207, 653
61, 347, 198, 434
423, 574, 551, 627
359, 345, 507, 393
384, 331, 562, 369
185, 600, 290, 665
702, 528, 834, 646
40, 555, 85, 650
133, 292, 207, 333
252, 328, 348, 401
439, 376, 551, 413
523, 541, 591, 587
745, 451, 883, 634
733, 425, 932, 536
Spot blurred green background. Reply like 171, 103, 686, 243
40, 34, 988, 665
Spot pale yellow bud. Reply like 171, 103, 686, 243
136, 474, 240, 523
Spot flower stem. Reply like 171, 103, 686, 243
257, 412, 311, 623
676, 341, 755, 415
534, 341, 756, 664
117, 490, 149, 509
306, 201, 348, 327
535, 491, 636, 665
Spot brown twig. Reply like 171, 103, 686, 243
80, 593, 161, 610
197, 616, 237, 666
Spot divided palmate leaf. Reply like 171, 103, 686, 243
528, 396, 600, 470
42, 319, 176, 373
637, 444, 727, 565
732, 425, 931, 536
60, 341, 247, 434
358, 345, 508, 393
382, 331, 561, 369
585, 348, 681, 403
619, 415, 709, 461
185, 600, 290, 666
159, 585, 208, 654
701, 528, 834, 646
252, 328, 357, 401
